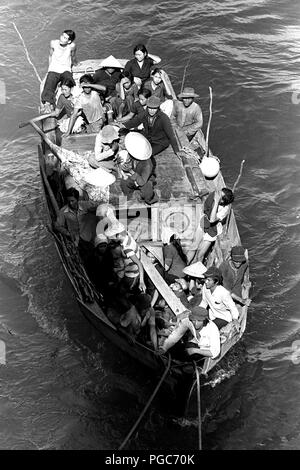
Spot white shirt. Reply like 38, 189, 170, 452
74, 91, 105, 124
48, 40, 73, 73
200, 284, 239, 323
197, 320, 220, 359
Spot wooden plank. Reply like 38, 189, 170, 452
140, 251, 189, 319
151, 207, 159, 241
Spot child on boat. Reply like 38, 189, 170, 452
161, 227, 188, 285
41, 30, 77, 110
116, 88, 151, 128
219, 245, 251, 306
143, 68, 173, 117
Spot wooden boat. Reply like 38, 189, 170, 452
34, 58, 251, 415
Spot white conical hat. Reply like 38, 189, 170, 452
183, 261, 207, 278
100, 55, 123, 69
124, 132, 152, 160
84, 167, 116, 187
142, 243, 164, 266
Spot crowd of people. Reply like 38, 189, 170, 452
43, 30, 251, 362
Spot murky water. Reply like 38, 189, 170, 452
0, 0, 299, 450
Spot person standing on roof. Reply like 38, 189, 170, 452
171, 87, 207, 155
41, 30, 77, 110
124, 44, 161, 87
199, 266, 239, 330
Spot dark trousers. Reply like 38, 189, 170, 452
120, 178, 155, 204
213, 318, 229, 330
41, 71, 75, 105
151, 142, 169, 157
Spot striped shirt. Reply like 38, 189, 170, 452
121, 234, 141, 279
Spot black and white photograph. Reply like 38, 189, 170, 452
0, 0, 299, 453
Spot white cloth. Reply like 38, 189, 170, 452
200, 284, 239, 323
48, 40, 72, 73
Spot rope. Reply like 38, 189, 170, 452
194, 362, 202, 450
12, 22, 42, 84
118, 354, 172, 450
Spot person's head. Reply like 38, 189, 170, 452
133, 44, 148, 62
178, 87, 199, 108
151, 68, 163, 85
60, 79, 74, 98
94, 234, 108, 255
66, 187, 79, 210
147, 95, 161, 117
189, 306, 209, 330
118, 127, 130, 147
230, 245, 246, 268
138, 88, 151, 107
79, 74, 94, 94
203, 266, 223, 290
60, 30, 76, 45
121, 70, 134, 90
101, 125, 119, 145
220, 187, 235, 206
133, 293, 152, 317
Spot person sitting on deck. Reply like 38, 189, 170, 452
54, 187, 97, 263
124, 43, 161, 87
158, 306, 220, 359
41, 30, 77, 110
92, 55, 123, 103
219, 245, 251, 306
33, 79, 84, 134
182, 261, 207, 306
119, 132, 158, 205
188, 188, 235, 264
116, 88, 151, 128
129, 95, 182, 159
64, 74, 106, 136
89, 125, 120, 172
199, 266, 239, 330
113, 71, 139, 120
143, 68, 173, 116
104, 219, 146, 293
171, 87, 206, 156
161, 227, 188, 285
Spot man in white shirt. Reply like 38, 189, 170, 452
158, 306, 220, 359
200, 266, 239, 329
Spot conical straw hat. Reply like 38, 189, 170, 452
143, 243, 164, 266
183, 261, 207, 278
100, 55, 123, 69
124, 132, 152, 160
